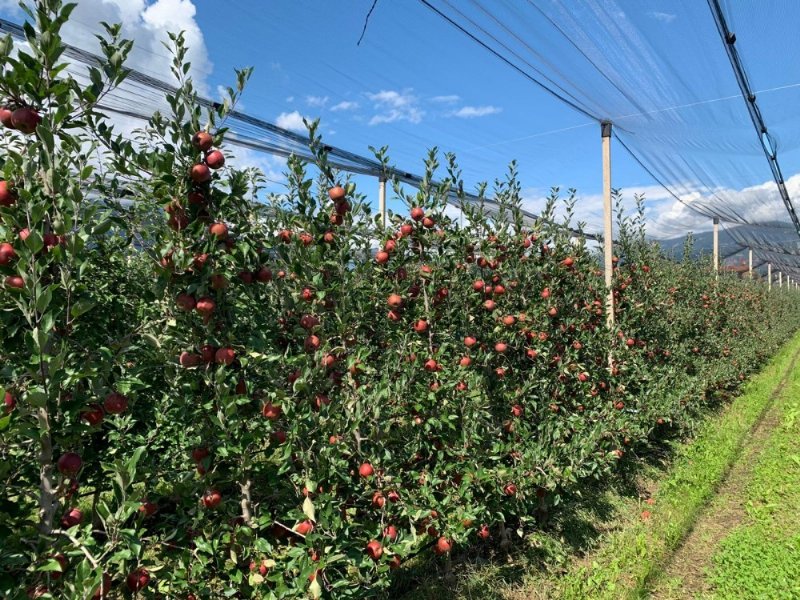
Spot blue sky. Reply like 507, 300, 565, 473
2, 0, 799, 242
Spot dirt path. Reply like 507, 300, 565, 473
648, 351, 800, 599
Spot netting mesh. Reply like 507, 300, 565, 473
4, 1, 800, 275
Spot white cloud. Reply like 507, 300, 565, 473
285, 95, 295, 103
431, 94, 460, 104
306, 95, 329, 107
366, 89, 423, 125
450, 105, 502, 118
648, 11, 677, 23
275, 110, 308, 132
330, 100, 359, 111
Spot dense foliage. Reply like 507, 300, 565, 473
1, 3, 798, 598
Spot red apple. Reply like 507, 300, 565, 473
81, 404, 104, 426
410, 207, 424, 221
11, 107, 41, 134
190, 163, 211, 183
205, 150, 225, 169
383, 524, 398, 541
459, 356, 472, 367
192, 131, 213, 151
304, 335, 321, 352
0, 242, 15, 265
214, 347, 235, 365
195, 297, 216, 316
375, 251, 389, 264
61, 507, 83, 528
202, 489, 222, 509
176, 293, 196, 311
387, 490, 401, 503
328, 185, 346, 202
464, 336, 477, 348
5, 275, 24, 289
413, 319, 428, 333
358, 462, 374, 478
372, 491, 386, 508
494, 342, 507, 353
422, 216, 435, 228
139, 500, 157, 517
0, 106, 13, 128
126, 569, 149, 592
295, 520, 314, 535
209, 222, 228, 239
365, 540, 383, 561
103, 392, 128, 414
477, 524, 490, 539
262, 402, 282, 420
434, 537, 452, 555
210, 274, 228, 290
91, 573, 113, 599
503, 482, 517, 496
387, 293, 403, 308
0, 181, 16, 207
255, 266, 272, 282
541, 287, 550, 299
57, 452, 82, 476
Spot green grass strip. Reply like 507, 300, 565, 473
704, 360, 800, 599
558, 330, 800, 600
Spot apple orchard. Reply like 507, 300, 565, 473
1, 2, 799, 599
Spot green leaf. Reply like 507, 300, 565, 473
302, 496, 316, 522
70, 298, 96, 318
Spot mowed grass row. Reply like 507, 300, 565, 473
703, 359, 800, 599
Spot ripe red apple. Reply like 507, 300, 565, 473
139, 500, 158, 517
190, 163, 211, 183
3, 391, 15, 413
103, 392, 128, 414
11, 107, 41, 134
195, 297, 216, 316
410, 207, 424, 221
383, 524, 398, 541
295, 520, 314, 535
262, 402, 282, 420
387, 309, 401, 321
209, 222, 228, 239
561, 256, 574, 268
399, 223, 413, 237
504, 482, 517, 496
548, 307, 558, 317
57, 452, 82, 476
541, 287, 550, 299
0, 180, 16, 207
0, 106, 13, 128
372, 491, 386, 508
61, 507, 82, 528
502, 315, 515, 326
81, 404, 104, 426
578, 372, 589, 382
215, 347, 235, 365
358, 462, 374, 478
459, 356, 472, 367
483, 299, 496, 311
365, 540, 383, 561
304, 335, 321, 352
126, 569, 150, 592
464, 336, 477, 348
298, 232, 313, 246
424, 359, 439, 372
202, 489, 222, 509
494, 342, 507, 353
413, 319, 428, 333
0, 242, 15, 265
328, 185, 346, 202
375, 250, 389, 264
188, 190, 205, 205
255, 266, 273, 282
176, 293, 196, 311
434, 537, 452, 555
615, 401, 625, 410
387, 293, 403, 308
300, 314, 319, 329
422, 216, 435, 228
511, 404, 523, 417
301, 287, 314, 302
387, 490, 401, 503
472, 280, 484, 292
205, 150, 225, 169
192, 131, 213, 151
5, 275, 24, 289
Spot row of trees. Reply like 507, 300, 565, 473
1, 2, 798, 598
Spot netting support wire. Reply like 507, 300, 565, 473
713, 217, 720, 277
601, 121, 614, 329
708, 0, 800, 238
378, 176, 387, 229
768, 263, 772, 291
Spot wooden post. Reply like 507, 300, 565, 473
713, 217, 719, 278
779, 271, 783, 289
768, 263, 772, 291
378, 176, 387, 229
748, 248, 752, 279
602, 121, 614, 328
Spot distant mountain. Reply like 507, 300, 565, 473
655, 228, 742, 261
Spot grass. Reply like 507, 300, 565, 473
395, 331, 800, 600
703, 365, 800, 599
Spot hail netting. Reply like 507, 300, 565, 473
0, 17, 600, 241
418, 0, 800, 277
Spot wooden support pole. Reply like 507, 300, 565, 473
602, 121, 614, 328
378, 176, 387, 229
779, 271, 783, 289
768, 263, 772, 291
748, 248, 753, 279
713, 217, 720, 278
